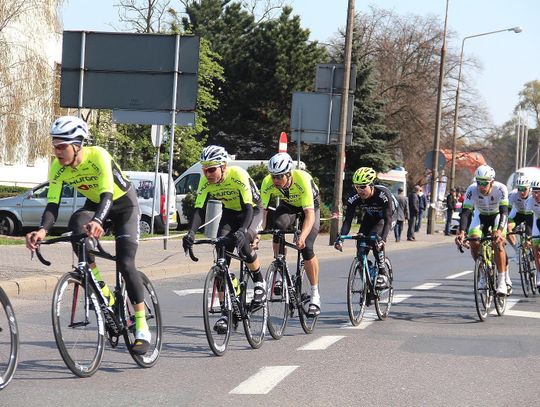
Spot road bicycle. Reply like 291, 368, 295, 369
339, 234, 394, 326
188, 236, 267, 356
508, 228, 537, 297
36, 233, 162, 377
459, 234, 506, 321
0, 286, 19, 390
258, 229, 318, 339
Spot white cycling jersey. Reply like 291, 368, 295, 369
462, 181, 509, 215
508, 189, 532, 218
525, 196, 540, 240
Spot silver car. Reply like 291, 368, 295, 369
0, 182, 85, 235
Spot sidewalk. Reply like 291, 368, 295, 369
0, 227, 450, 296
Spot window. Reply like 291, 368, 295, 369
176, 174, 200, 194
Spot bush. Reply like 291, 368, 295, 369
182, 192, 196, 224
319, 203, 332, 233
0, 185, 29, 198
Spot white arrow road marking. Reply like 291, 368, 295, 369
297, 335, 346, 351
446, 270, 473, 279
173, 289, 203, 297
230, 366, 299, 394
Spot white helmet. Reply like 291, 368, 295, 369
514, 175, 530, 188
530, 179, 540, 191
50, 116, 89, 143
268, 153, 294, 175
474, 165, 495, 181
200, 145, 229, 166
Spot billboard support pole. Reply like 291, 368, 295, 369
77, 32, 86, 118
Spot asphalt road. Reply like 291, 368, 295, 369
2, 240, 540, 406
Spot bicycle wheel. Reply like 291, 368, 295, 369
519, 248, 531, 297
123, 272, 162, 368
298, 262, 318, 334
527, 248, 537, 295
266, 262, 289, 340
203, 267, 232, 356
494, 272, 507, 316
346, 258, 368, 326
473, 259, 491, 321
0, 287, 18, 390
375, 258, 394, 321
51, 272, 105, 377
241, 269, 267, 349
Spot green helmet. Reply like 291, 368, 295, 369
352, 167, 377, 185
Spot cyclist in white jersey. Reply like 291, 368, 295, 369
523, 180, 540, 289
455, 165, 511, 296
507, 176, 533, 256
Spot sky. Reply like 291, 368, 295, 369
61, 0, 539, 127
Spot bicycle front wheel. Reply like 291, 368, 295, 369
241, 270, 267, 349
298, 262, 318, 334
203, 267, 232, 356
527, 248, 537, 295
374, 258, 394, 321
494, 272, 507, 316
519, 248, 532, 297
0, 287, 18, 390
123, 272, 162, 368
51, 272, 105, 378
266, 262, 289, 340
346, 258, 367, 326
473, 259, 491, 321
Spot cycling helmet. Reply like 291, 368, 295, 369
530, 179, 540, 191
200, 145, 229, 166
268, 153, 294, 175
352, 167, 377, 185
50, 116, 89, 144
514, 175, 530, 188
474, 165, 495, 181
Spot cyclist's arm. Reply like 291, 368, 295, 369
300, 207, 315, 242
497, 204, 509, 231
40, 202, 59, 231
525, 213, 534, 236
91, 192, 113, 226
459, 206, 472, 232
238, 195, 253, 231
187, 206, 205, 235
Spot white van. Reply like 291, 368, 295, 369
124, 171, 178, 234
174, 160, 268, 225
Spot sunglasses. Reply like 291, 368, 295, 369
271, 174, 286, 180
518, 187, 529, 192
355, 184, 370, 190
52, 143, 71, 151
202, 166, 220, 174
476, 180, 490, 187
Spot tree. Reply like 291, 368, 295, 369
517, 80, 540, 127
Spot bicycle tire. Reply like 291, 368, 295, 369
519, 247, 531, 297
0, 287, 18, 390
346, 258, 367, 326
494, 272, 507, 316
202, 267, 232, 356
298, 262, 318, 334
123, 272, 162, 368
473, 259, 491, 321
527, 248, 537, 295
265, 262, 289, 340
374, 258, 394, 321
51, 272, 105, 377
241, 269, 267, 349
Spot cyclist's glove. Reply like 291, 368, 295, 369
234, 229, 246, 252
334, 237, 343, 252
182, 231, 195, 253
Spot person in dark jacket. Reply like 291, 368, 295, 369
415, 188, 427, 232
407, 186, 420, 241
444, 188, 457, 235
394, 187, 409, 242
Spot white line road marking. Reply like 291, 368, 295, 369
229, 366, 298, 394
173, 289, 203, 297
506, 309, 540, 319
341, 312, 376, 329
412, 282, 441, 290
297, 335, 346, 350
393, 294, 412, 303
446, 270, 473, 279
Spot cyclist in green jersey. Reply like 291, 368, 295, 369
182, 145, 266, 333
260, 152, 321, 316
25, 116, 150, 355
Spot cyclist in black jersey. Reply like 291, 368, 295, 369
334, 167, 395, 289
25, 116, 150, 355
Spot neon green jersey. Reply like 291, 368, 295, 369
194, 166, 261, 211
47, 146, 130, 204
260, 169, 320, 210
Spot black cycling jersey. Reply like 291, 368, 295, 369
340, 185, 394, 241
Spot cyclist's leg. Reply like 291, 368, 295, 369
467, 211, 483, 260
243, 207, 265, 302
300, 208, 320, 313
487, 214, 509, 295
272, 204, 297, 256
532, 220, 540, 288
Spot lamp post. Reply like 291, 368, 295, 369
449, 26, 522, 191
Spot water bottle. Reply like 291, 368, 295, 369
230, 273, 241, 296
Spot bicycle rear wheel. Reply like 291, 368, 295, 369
298, 262, 318, 334
0, 287, 18, 390
51, 272, 105, 377
346, 258, 367, 326
527, 248, 537, 295
203, 267, 232, 356
123, 272, 162, 368
374, 258, 394, 321
519, 248, 532, 297
266, 262, 289, 340
473, 259, 491, 321
241, 269, 267, 349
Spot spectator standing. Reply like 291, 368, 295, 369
416, 188, 427, 232
394, 187, 409, 242
407, 186, 420, 241
444, 188, 457, 235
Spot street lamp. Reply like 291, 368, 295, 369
449, 26, 522, 191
